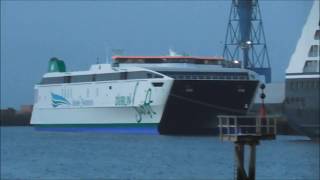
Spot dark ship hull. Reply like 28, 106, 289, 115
158, 79, 259, 134
114, 56, 260, 135
284, 77, 320, 140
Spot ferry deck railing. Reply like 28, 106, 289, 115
218, 115, 277, 142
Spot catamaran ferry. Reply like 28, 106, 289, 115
113, 54, 260, 134
31, 53, 260, 134
30, 58, 174, 128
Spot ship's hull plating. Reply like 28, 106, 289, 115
158, 79, 259, 134
32, 106, 164, 125
31, 78, 174, 128
284, 77, 320, 140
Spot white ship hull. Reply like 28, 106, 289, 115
31, 68, 173, 127
31, 106, 165, 126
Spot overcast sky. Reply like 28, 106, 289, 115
0, 0, 313, 109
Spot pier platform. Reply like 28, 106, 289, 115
218, 115, 277, 180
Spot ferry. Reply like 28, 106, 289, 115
284, 0, 320, 140
30, 58, 174, 129
31, 53, 260, 134
113, 52, 260, 134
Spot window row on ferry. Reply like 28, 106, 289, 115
40, 71, 163, 85
115, 58, 223, 65
287, 80, 319, 90
284, 96, 306, 105
162, 72, 249, 80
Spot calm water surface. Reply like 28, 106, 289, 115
1, 127, 319, 180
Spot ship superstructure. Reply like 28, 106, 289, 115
285, 0, 320, 140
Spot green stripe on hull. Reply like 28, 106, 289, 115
33, 123, 158, 128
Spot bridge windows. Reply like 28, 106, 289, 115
303, 60, 319, 73
70, 75, 94, 83
40, 76, 64, 84
96, 73, 120, 81
315, 30, 320, 40
40, 71, 163, 85
126, 71, 162, 79
308, 45, 319, 57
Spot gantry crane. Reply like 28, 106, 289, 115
223, 0, 272, 83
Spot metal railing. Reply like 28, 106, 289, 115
218, 115, 277, 138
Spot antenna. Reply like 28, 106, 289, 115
105, 45, 110, 64
96, 57, 100, 64
111, 49, 124, 56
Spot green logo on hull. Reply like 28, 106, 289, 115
135, 88, 156, 123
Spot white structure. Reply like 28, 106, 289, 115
284, 0, 320, 140
286, 0, 320, 76
31, 63, 173, 127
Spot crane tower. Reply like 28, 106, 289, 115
223, 0, 272, 83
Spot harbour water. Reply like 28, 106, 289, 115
1, 127, 319, 180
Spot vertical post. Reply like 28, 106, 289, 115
266, 116, 270, 134
235, 116, 238, 134
248, 143, 256, 180
274, 117, 277, 135
219, 117, 222, 139
235, 143, 246, 180
256, 116, 260, 135
227, 117, 230, 135
259, 84, 266, 135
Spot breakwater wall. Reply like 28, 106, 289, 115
1, 108, 31, 126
